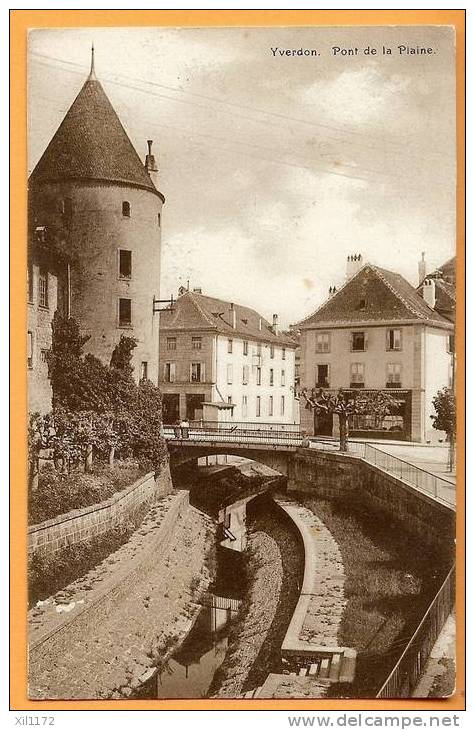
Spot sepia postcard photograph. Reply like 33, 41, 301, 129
14, 13, 463, 709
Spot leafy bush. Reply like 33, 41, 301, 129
30, 313, 168, 479
29, 461, 146, 525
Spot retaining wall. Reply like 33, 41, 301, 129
288, 449, 455, 555
28, 463, 173, 556
29, 490, 189, 679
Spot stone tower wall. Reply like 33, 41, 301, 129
29, 181, 163, 383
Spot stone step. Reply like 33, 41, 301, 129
320, 657, 330, 678
328, 652, 341, 680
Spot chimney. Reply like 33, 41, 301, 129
418, 252, 427, 285
230, 303, 237, 329
193, 287, 202, 294
346, 253, 364, 280
145, 140, 158, 185
258, 317, 262, 331
422, 277, 436, 309
272, 313, 278, 334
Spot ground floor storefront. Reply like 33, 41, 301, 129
306, 389, 414, 442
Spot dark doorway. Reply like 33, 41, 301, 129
186, 393, 205, 421
163, 394, 180, 423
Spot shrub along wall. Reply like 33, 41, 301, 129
28, 464, 173, 556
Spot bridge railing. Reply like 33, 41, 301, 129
163, 423, 304, 447
362, 443, 455, 506
308, 439, 454, 506
376, 565, 455, 698
190, 420, 301, 433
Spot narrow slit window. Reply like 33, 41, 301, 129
38, 269, 48, 308
27, 331, 33, 369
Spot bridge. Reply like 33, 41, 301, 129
163, 422, 455, 508
164, 421, 303, 479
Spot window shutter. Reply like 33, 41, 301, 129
364, 332, 368, 351
201, 363, 206, 382
349, 332, 353, 351
327, 364, 331, 386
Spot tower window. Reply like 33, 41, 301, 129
38, 269, 48, 308
122, 201, 131, 217
27, 331, 33, 369
27, 262, 34, 303
118, 298, 132, 327
58, 198, 72, 216
140, 361, 148, 381
158, 212, 161, 227
119, 250, 132, 279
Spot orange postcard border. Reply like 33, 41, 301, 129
10, 8, 466, 712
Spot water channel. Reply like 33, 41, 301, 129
150, 465, 254, 698
156, 602, 231, 699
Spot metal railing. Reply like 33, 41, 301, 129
163, 423, 304, 447
201, 593, 242, 613
362, 443, 455, 505
164, 424, 454, 505
188, 420, 301, 433
376, 565, 455, 698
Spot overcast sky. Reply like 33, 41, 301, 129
28, 26, 456, 327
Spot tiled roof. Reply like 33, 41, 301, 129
160, 290, 297, 347
29, 74, 160, 196
417, 265, 456, 322
427, 256, 456, 283
297, 264, 452, 329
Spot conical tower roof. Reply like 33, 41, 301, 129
29, 57, 160, 196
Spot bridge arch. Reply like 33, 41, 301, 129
168, 443, 293, 477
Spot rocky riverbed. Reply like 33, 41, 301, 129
210, 497, 304, 697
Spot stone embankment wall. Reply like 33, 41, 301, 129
211, 500, 303, 698
288, 450, 454, 555
28, 463, 173, 556
29, 491, 216, 699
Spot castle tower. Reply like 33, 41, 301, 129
28, 48, 164, 385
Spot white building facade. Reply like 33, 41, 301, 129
159, 289, 299, 425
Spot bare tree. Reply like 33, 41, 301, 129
300, 387, 399, 452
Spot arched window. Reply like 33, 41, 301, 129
122, 201, 131, 217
